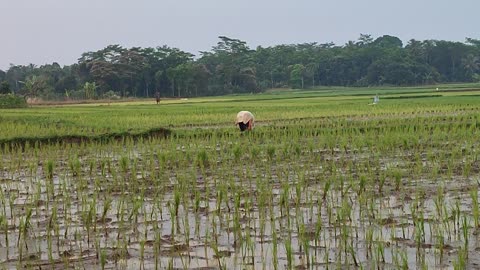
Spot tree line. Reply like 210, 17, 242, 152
0, 34, 479, 100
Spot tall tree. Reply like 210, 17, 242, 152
305, 63, 319, 87
461, 54, 480, 81
289, 64, 306, 89
83, 82, 97, 99
22, 75, 48, 99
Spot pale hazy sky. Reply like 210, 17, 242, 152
0, 0, 478, 71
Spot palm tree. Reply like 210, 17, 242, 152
83, 82, 97, 99
461, 54, 479, 81
24, 76, 42, 98
306, 62, 319, 87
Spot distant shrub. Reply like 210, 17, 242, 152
0, 94, 27, 108
67, 89, 87, 100
103, 90, 121, 100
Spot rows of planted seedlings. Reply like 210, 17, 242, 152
1, 105, 480, 269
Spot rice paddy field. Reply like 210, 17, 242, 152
1, 84, 480, 269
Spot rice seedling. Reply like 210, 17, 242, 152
284, 235, 293, 270
453, 246, 468, 270
470, 188, 479, 228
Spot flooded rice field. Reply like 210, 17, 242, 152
1, 120, 480, 269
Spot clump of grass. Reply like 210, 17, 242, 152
196, 149, 208, 168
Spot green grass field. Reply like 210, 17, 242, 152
1, 84, 480, 142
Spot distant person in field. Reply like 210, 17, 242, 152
155, 91, 161, 104
235, 111, 255, 131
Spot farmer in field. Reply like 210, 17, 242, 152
155, 91, 160, 104
235, 111, 255, 131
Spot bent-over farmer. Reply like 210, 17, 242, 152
235, 111, 255, 131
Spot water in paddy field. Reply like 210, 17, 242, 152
0, 133, 480, 269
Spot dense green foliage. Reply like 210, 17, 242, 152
1, 35, 479, 100
0, 94, 27, 108
0, 80, 10, 94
